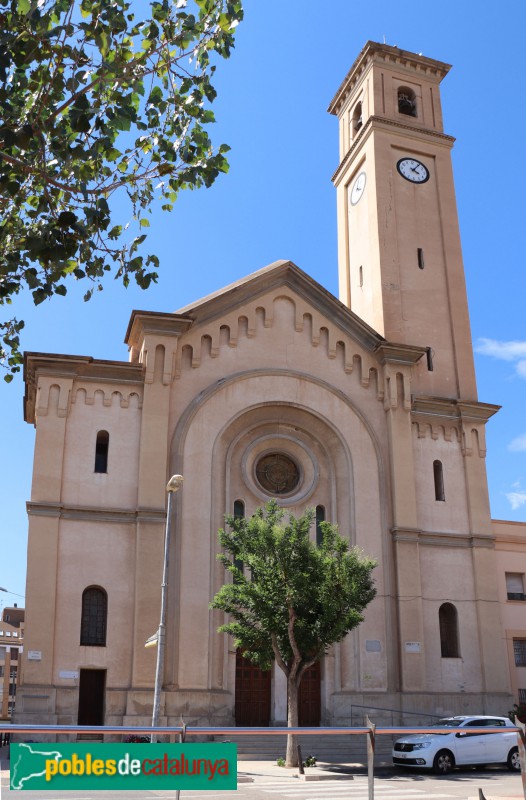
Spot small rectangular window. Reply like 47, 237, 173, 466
519, 688, 526, 704
506, 572, 525, 601
513, 639, 526, 667
359, 266, 363, 288
418, 248, 425, 269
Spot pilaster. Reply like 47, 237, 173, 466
378, 345, 426, 691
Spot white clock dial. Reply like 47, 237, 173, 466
396, 158, 430, 184
350, 171, 366, 205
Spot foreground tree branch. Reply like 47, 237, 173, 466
0, 0, 243, 380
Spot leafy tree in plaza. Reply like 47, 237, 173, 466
0, 0, 243, 380
211, 500, 377, 768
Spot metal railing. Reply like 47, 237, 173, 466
1, 721, 525, 800
350, 703, 443, 726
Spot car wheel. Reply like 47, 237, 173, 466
433, 750, 455, 775
507, 747, 520, 772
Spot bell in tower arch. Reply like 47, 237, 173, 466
397, 86, 417, 117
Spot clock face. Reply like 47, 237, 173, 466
350, 171, 366, 205
397, 158, 430, 184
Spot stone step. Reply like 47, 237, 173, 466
76, 734, 103, 742
215, 733, 395, 762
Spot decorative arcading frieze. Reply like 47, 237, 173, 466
412, 421, 487, 457
414, 421, 460, 443
461, 426, 487, 459
71, 387, 143, 410
172, 292, 384, 399
36, 382, 71, 418
413, 421, 460, 444
35, 380, 143, 418
383, 370, 412, 411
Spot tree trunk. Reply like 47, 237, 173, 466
286, 676, 299, 767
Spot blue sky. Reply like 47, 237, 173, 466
1, 0, 526, 608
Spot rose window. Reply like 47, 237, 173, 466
255, 453, 300, 495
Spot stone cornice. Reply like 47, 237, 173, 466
391, 527, 495, 549
375, 342, 427, 366
24, 353, 144, 424
328, 41, 451, 117
332, 115, 455, 185
411, 396, 500, 424
124, 310, 193, 349
457, 401, 501, 423
26, 501, 165, 524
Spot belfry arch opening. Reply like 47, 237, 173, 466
398, 86, 417, 117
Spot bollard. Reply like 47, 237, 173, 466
478, 790, 487, 800
174, 722, 187, 800
515, 716, 526, 800
297, 743, 305, 775
366, 715, 375, 800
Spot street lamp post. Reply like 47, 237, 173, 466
151, 475, 183, 743
0, 588, 25, 599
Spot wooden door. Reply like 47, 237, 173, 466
78, 669, 106, 726
235, 651, 271, 726
298, 661, 321, 726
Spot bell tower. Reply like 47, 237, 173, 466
329, 42, 477, 401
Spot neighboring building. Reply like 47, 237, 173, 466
493, 521, 526, 707
16, 42, 519, 733
2, 606, 24, 630
0, 608, 24, 719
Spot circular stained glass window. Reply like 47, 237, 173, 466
255, 453, 300, 495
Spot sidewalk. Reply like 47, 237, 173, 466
237, 758, 368, 782
236, 760, 525, 798
2, 751, 524, 798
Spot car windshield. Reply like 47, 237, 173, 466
432, 719, 463, 728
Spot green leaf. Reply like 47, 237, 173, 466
0, 0, 242, 379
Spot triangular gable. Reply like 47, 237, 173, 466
127, 259, 385, 356
125, 260, 427, 389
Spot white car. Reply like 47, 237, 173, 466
392, 715, 520, 774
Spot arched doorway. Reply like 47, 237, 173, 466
235, 651, 271, 725
298, 661, 321, 726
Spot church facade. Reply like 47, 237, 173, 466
17, 42, 518, 732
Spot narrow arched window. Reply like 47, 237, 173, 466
398, 86, 417, 117
433, 460, 445, 501
439, 603, 459, 657
80, 587, 107, 646
94, 431, 109, 473
315, 505, 326, 547
233, 500, 245, 580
